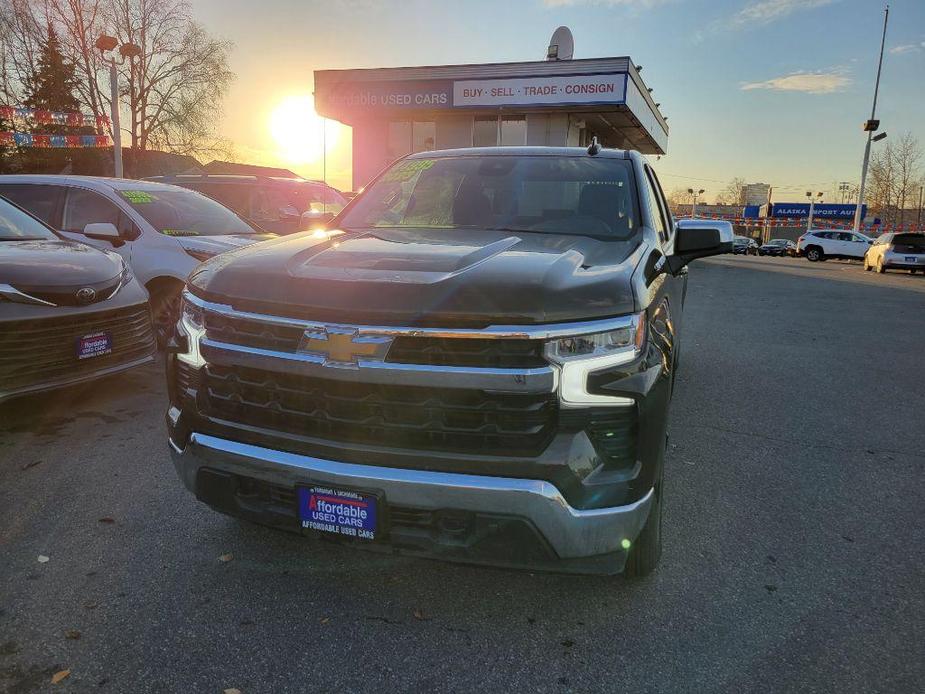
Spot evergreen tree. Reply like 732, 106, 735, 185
19, 26, 91, 174
23, 27, 80, 113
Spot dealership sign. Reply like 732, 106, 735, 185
316, 80, 453, 111
770, 203, 867, 219
453, 74, 627, 107
317, 73, 627, 111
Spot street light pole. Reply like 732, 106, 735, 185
96, 35, 141, 179
688, 187, 704, 218
853, 4, 890, 232
807, 191, 823, 232
107, 58, 123, 178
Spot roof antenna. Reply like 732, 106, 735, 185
587, 136, 601, 156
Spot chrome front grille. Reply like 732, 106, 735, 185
203, 311, 546, 369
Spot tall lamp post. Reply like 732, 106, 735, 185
852, 5, 890, 232
806, 191, 823, 232
688, 188, 705, 218
95, 35, 141, 178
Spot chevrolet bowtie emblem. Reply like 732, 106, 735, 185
298, 326, 393, 368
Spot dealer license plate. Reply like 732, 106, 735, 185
297, 486, 378, 540
77, 332, 112, 359
905, 256, 917, 263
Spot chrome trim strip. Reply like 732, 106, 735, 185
170, 432, 654, 559
184, 291, 635, 340
0, 283, 57, 306
200, 338, 557, 393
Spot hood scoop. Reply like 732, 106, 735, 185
287, 232, 523, 283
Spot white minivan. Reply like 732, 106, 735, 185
0, 175, 275, 344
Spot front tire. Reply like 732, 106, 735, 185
805, 247, 823, 262
623, 480, 663, 578
150, 285, 183, 349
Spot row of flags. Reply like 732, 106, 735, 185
693, 214, 924, 234
0, 131, 112, 148
0, 105, 110, 130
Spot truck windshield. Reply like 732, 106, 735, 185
118, 188, 257, 237
340, 155, 641, 240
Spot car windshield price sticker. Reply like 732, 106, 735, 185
382, 158, 434, 183
298, 486, 378, 540
120, 190, 157, 204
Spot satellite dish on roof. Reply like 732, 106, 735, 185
546, 26, 574, 61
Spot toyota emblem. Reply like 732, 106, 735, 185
75, 287, 97, 305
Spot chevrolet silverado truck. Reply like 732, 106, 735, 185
166, 145, 732, 576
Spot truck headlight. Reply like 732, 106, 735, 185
545, 313, 645, 407
177, 291, 206, 367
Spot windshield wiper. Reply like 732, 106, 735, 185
0, 236, 49, 241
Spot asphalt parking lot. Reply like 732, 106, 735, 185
1, 255, 923, 693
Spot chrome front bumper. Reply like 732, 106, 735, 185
169, 430, 654, 560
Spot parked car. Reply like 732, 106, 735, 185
733, 236, 758, 255
864, 232, 925, 273
0, 194, 155, 403
166, 145, 733, 577
757, 239, 795, 256
145, 174, 349, 235
797, 229, 872, 262
0, 176, 276, 345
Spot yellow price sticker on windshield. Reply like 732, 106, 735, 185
382, 159, 435, 183
120, 190, 158, 204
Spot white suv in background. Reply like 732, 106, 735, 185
797, 229, 872, 262
864, 232, 925, 274
0, 176, 275, 344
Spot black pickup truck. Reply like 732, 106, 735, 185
166, 145, 732, 576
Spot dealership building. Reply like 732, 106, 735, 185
313, 55, 668, 190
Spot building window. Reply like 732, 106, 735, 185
412, 121, 436, 153
389, 121, 436, 159
473, 116, 497, 147
500, 116, 526, 146
388, 121, 412, 161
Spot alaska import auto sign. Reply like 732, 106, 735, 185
770, 203, 867, 219
453, 73, 627, 107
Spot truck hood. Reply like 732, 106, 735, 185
188, 228, 643, 326
173, 233, 276, 257
0, 239, 123, 286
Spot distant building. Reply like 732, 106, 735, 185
741, 183, 771, 206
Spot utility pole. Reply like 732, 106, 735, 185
853, 5, 890, 232
918, 184, 923, 227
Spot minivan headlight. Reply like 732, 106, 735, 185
545, 313, 646, 407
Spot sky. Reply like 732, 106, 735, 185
193, 0, 925, 202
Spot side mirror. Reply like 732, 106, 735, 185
666, 219, 734, 274
300, 210, 335, 231
83, 222, 123, 246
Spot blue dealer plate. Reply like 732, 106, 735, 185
297, 486, 378, 540
77, 332, 112, 359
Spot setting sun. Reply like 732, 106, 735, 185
269, 95, 341, 165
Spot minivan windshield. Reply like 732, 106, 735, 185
339, 155, 641, 240
119, 188, 256, 237
0, 197, 57, 241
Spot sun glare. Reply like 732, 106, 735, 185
269, 95, 340, 165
